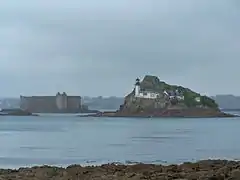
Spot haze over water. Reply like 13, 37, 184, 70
0, 114, 240, 169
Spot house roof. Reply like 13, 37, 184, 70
140, 89, 160, 94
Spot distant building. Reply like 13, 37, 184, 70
20, 92, 82, 113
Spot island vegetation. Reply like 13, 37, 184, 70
134, 75, 218, 109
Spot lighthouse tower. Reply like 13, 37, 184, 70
135, 78, 140, 97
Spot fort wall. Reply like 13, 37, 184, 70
20, 92, 82, 113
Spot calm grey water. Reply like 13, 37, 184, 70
0, 114, 240, 168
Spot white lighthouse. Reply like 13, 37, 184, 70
134, 78, 160, 99
135, 78, 140, 97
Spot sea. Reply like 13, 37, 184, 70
0, 111, 240, 169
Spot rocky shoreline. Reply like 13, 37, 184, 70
0, 109, 38, 116
80, 108, 237, 118
1, 160, 240, 179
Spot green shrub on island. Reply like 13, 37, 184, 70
138, 75, 219, 109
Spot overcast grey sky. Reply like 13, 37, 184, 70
0, 0, 239, 97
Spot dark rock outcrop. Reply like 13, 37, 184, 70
0, 108, 37, 116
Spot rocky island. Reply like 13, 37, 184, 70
82, 75, 235, 118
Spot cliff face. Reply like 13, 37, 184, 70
118, 75, 219, 114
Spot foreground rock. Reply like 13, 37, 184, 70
1, 160, 240, 179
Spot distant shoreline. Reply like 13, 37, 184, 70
221, 108, 240, 111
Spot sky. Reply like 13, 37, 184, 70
0, 0, 239, 97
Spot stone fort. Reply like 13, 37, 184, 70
20, 92, 82, 113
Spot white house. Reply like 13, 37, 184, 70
195, 97, 201, 102
134, 78, 185, 100
164, 90, 184, 100
137, 91, 160, 99
176, 95, 184, 100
